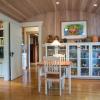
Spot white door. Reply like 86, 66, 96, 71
10, 22, 22, 80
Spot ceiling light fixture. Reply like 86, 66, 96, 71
56, 1, 60, 5
51, 1, 61, 46
93, 3, 98, 7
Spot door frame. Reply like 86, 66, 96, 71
21, 21, 43, 69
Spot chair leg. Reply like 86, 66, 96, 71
62, 79, 65, 90
38, 78, 41, 93
38, 70, 41, 93
48, 80, 52, 89
59, 80, 61, 96
69, 77, 71, 94
68, 67, 71, 94
45, 80, 47, 95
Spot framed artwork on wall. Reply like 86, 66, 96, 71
61, 21, 87, 39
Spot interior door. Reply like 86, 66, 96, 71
10, 22, 22, 80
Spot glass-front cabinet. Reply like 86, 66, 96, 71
92, 43, 100, 77
67, 44, 78, 77
44, 42, 100, 79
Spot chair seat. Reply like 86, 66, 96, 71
47, 74, 59, 79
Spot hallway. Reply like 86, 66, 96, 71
0, 68, 100, 100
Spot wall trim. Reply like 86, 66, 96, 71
21, 21, 43, 68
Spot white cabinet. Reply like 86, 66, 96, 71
44, 42, 100, 79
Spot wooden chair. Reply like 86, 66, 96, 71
44, 56, 65, 96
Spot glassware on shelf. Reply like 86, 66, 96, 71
71, 68, 77, 75
0, 47, 4, 58
93, 68, 100, 76
81, 68, 89, 76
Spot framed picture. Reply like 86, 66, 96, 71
61, 21, 87, 39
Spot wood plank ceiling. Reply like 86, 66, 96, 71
0, 0, 100, 22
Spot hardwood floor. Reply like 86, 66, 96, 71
0, 68, 100, 100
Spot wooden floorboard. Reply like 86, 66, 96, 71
0, 68, 100, 100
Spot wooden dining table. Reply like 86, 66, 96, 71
37, 60, 72, 94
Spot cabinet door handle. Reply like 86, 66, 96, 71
10, 52, 14, 57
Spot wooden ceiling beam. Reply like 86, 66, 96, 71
68, 0, 72, 11
51, 0, 56, 11
95, 6, 100, 14
6, 0, 34, 18
0, 7, 23, 22
72, 0, 78, 11
46, 0, 54, 11
0, 0, 27, 20
24, 0, 40, 14
80, 0, 89, 11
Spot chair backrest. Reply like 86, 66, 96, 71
53, 54, 66, 61
60, 54, 66, 62
43, 56, 61, 78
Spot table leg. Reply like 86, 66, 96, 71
68, 66, 71, 94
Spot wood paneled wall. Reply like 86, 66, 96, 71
28, 11, 100, 43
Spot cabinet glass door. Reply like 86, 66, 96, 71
0, 27, 4, 58
80, 45, 89, 76
58, 45, 66, 55
92, 45, 100, 76
68, 45, 78, 76
47, 46, 55, 56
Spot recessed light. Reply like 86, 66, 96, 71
56, 1, 60, 5
93, 3, 98, 7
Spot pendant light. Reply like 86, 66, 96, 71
51, 1, 61, 46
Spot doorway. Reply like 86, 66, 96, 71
23, 26, 40, 68
22, 21, 43, 69
30, 33, 39, 65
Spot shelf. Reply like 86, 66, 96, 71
81, 49, 89, 51
0, 37, 4, 39
81, 67, 89, 68
69, 58, 77, 59
71, 67, 78, 68
92, 49, 100, 51
0, 45, 4, 47
81, 58, 89, 59
58, 49, 66, 51
92, 58, 100, 60
92, 67, 100, 68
